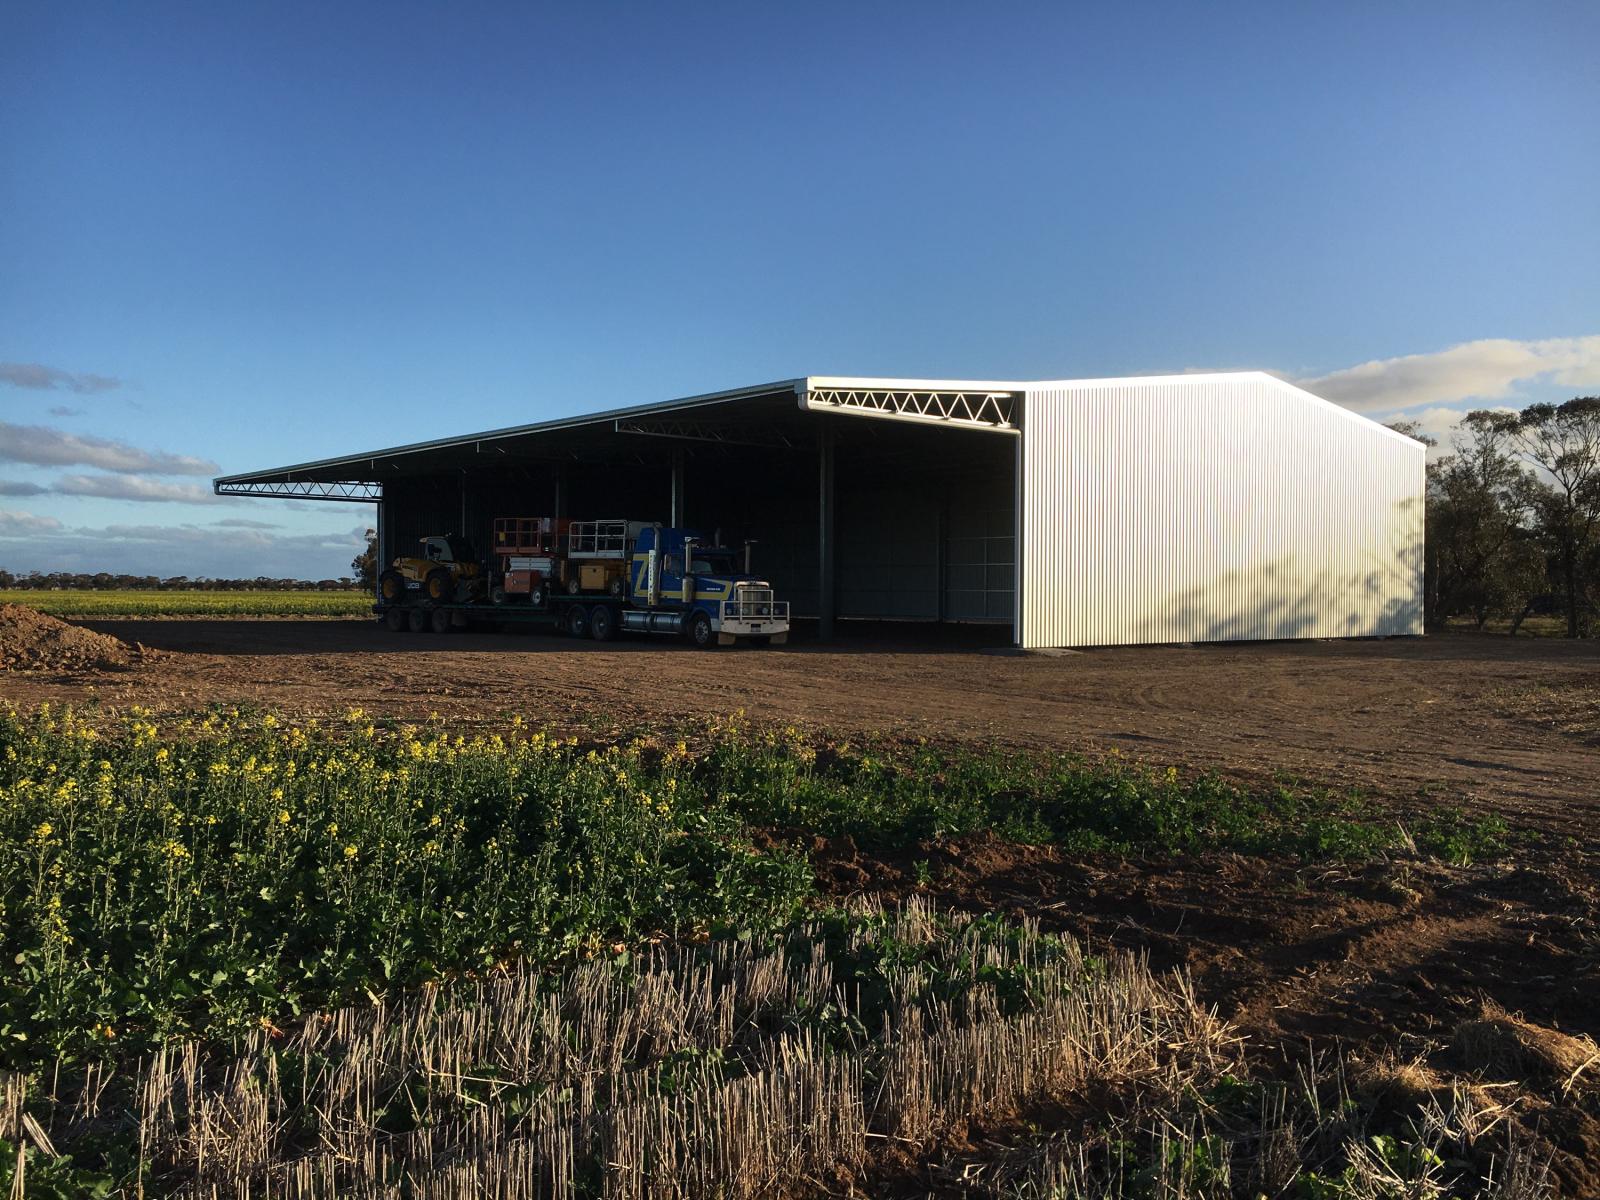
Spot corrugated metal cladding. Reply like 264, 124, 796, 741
1018, 373, 1424, 649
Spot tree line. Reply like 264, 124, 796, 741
1406, 396, 1600, 637
0, 532, 383, 594
0, 572, 364, 592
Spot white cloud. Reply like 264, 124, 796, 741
0, 509, 65, 536
0, 421, 219, 476
52, 473, 226, 504
213, 517, 279, 529
1298, 335, 1600, 414
0, 362, 121, 394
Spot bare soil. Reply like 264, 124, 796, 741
6, 614, 1600, 1191
811, 832, 1600, 1194
0, 603, 149, 673
5, 616, 1597, 838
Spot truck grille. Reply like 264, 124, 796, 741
723, 587, 788, 621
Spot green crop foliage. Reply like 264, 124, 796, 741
0, 589, 372, 617
0, 705, 811, 1063
0, 706, 1516, 1070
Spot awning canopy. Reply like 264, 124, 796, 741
212, 377, 1023, 501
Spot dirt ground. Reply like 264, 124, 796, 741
6, 615, 1600, 1190
5, 615, 1598, 839
813, 831, 1600, 1195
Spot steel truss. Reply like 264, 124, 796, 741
803, 387, 1019, 431
614, 418, 797, 448
213, 479, 383, 502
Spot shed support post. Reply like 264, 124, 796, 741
375, 499, 388, 601
818, 421, 836, 641
553, 464, 566, 519
670, 449, 686, 526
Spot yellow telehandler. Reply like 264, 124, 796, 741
377, 535, 485, 605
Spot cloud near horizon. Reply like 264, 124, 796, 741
0, 514, 367, 578
52, 474, 227, 504
0, 362, 121, 394
0, 509, 67, 537
0, 421, 219, 476
1297, 335, 1600, 414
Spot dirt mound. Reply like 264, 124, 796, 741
0, 603, 145, 673
1455, 1002, 1600, 1091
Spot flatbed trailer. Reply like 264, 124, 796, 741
376, 519, 789, 647
374, 587, 789, 647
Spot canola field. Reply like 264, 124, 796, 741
0, 589, 373, 617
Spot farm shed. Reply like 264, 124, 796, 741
215, 372, 1425, 649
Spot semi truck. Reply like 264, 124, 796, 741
376, 518, 789, 648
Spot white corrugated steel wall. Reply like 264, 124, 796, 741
1018, 373, 1424, 649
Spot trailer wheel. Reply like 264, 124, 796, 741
406, 607, 428, 633
378, 570, 406, 605
563, 604, 589, 639
425, 569, 452, 603
687, 611, 716, 649
384, 607, 408, 632
589, 604, 618, 642
429, 607, 452, 634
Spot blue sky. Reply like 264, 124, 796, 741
3, 1, 1598, 577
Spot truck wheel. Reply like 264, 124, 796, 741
429, 607, 452, 634
563, 604, 589, 639
406, 607, 428, 633
529, 581, 550, 610
589, 604, 618, 642
490, 585, 508, 606
687, 610, 716, 649
379, 570, 406, 605
384, 607, 408, 632
425, 569, 452, 603
607, 575, 626, 598
565, 575, 583, 596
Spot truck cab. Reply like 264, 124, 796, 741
629, 526, 789, 646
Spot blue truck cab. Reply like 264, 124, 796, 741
626, 526, 790, 647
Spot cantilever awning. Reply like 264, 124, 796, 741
213, 376, 1024, 501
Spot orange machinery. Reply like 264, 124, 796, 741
491, 517, 569, 606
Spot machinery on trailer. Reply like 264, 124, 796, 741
378, 518, 789, 648
377, 535, 485, 607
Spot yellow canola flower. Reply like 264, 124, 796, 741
277, 809, 291, 825
33, 821, 53, 841
343, 844, 359, 860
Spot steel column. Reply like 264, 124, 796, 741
670, 449, 686, 526
818, 421, 836, 641
375, 499, 388, 601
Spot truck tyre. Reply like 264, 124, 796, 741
378, 570, 406, 605
589, 604, 618, 642
406, 607, 428, 633
529, 581, 550, 610
425, 569, 452, 603
565, 575, 583, 596
607, 575, 626, 598
687, 610, 716, 649
384, 607, 408, 632
563, 604, 589, 639
490, 585, 508, 606
429, 607, 452, 634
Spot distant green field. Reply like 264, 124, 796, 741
0, 589, 372, 617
